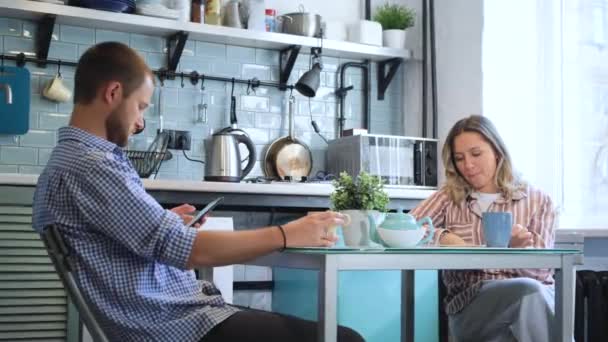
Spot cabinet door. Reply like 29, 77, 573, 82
0, 205, 69, 342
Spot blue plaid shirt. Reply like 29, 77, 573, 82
32, 126, 238, 341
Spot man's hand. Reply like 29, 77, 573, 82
171, 204, 206, 228
509, 224, 533, 248
281, 211, 346, 248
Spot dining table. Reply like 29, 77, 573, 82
244, 246, 582, 342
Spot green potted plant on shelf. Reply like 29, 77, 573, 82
330, 171, 389, 247
373, 2, 415, 49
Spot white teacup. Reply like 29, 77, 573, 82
43, 76, 72, 103
340, 210, 385, 247
327, 212, 351, 236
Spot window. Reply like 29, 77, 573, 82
483, 0, 608, 229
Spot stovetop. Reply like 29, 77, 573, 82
243, 173, 336, 185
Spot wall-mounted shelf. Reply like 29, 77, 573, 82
0, 0, 412, 61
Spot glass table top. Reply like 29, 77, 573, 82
283, 246, 582, 254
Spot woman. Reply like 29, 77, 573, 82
410, 115, 557, 342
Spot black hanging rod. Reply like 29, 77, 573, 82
0, 53, 294, 91
156, 69, 294, 91
1, 53, 78, 68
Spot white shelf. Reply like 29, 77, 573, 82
0, 0, 412, 61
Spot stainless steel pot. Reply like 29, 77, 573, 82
279, 11, 322, 37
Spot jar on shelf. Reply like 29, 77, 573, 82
265, 8, 276, 32
205, 0, 221, 25
191, 0, 205, 23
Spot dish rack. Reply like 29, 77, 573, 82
126, 131, 172, 178
125, 150, 172, 178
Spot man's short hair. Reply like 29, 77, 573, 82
74, 42, 153, 104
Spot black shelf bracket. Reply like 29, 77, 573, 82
377, 58, 402, 100
166, 31, 189, 77
36, 15, 56, 68
279, 45, 301, 91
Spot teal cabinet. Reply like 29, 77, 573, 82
272, 268, 439, 342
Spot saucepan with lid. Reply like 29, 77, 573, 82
278, 5, 322, 37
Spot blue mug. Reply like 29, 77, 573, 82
482, 212, 512, 247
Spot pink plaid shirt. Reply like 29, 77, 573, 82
410, 185, 557, 314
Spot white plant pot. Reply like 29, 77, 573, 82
382, 29, 407, 49
340, 210, 386, 247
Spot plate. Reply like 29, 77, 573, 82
136, 5, 180, 19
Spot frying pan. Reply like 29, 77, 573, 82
264, 96, 313, 180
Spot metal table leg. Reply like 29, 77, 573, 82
401, 270, 415, 342
554, 254, 576, 342
318, 255, 338, 342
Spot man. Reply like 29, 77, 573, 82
32, 42, 363, 342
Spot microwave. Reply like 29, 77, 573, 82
327, 134, 438, 188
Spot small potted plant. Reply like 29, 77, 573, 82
373, 2, 415, 49
330, 171, 390, 247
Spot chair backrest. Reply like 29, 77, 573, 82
41, 225, 110, 342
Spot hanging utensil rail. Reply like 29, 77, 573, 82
0, 53, 295, 91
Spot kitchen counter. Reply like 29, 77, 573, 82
0, 173, 436, 210
4, 174, 607, 237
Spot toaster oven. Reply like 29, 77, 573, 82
327, 134, 438, 188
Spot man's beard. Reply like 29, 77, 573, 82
105, 109, 130, 147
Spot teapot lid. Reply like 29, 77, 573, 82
381, 208, 420, 230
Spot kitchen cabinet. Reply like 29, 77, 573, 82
0, 186, 78, 342
0, 178, 435, 341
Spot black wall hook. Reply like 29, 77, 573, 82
57, 59, 62, 78
16, 53, 26, 67
180, 73, 185, 88
251, 77, 260, 92
189, 71, 199, 86
157, 69, 166, 86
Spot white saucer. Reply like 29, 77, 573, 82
439, 244, 487, 248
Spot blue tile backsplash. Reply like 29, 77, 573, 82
0, 16, 404, 180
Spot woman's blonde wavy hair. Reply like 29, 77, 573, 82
442, 115, 525, 203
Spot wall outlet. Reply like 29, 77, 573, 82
160, 129, 191, 151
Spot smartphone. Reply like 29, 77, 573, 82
186, 197, 224, 227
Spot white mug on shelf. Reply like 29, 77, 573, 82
42, 75, 72, 103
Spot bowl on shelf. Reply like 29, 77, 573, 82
78, 0, 136, 13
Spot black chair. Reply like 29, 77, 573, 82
41, 225, 110, 342
438, 272, 450, 342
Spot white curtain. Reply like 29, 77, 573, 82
483, 0, 608, 229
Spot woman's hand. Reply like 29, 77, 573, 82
509, 224, 533, 248
439, 231, 468, 246
171, 204, 206, 228
281, 211, 346, 248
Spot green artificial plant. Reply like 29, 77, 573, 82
373, 2, 416, 30
330, 171, 390, 212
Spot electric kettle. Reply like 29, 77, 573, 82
204, 128, 256, 182
204, 81, 256, 182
